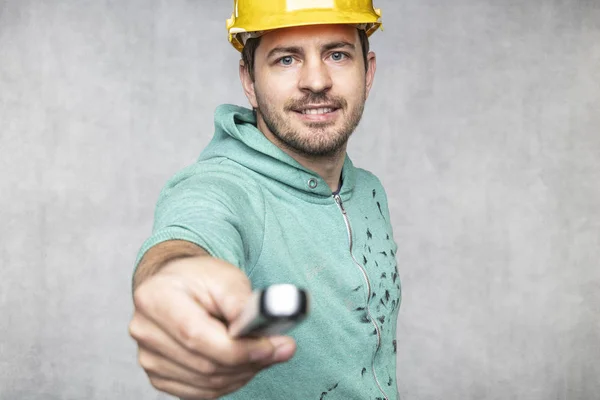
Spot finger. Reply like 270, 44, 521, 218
148, 374, 248, 400
130, 312, 256, 375
138, 346, 257, 389
134, 278, 277, 367
267, 335, 297, 363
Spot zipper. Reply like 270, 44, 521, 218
333, 194, 389, 400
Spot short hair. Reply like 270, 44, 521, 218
242, 28, 370, 81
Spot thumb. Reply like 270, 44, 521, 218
267, 335, 297, 362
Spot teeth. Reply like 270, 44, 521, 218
302, 108, 333, 115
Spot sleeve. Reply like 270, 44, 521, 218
133, 162, 266, 275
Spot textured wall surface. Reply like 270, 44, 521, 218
1, 0, 598, 399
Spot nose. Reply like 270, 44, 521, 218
298, 57, 333, 94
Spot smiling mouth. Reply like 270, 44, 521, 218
292, 105, 341, 115
300, 107, 335, 115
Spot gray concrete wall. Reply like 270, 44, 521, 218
1, 0, 598, 399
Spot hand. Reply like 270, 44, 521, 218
129, 256, 297, 399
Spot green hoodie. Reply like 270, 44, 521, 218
135, 104, 401, 400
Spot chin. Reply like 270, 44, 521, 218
294, 137, 347, 157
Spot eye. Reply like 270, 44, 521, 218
330, 52, 346, 61
279, 56, 294, 66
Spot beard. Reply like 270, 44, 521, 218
255, 90, 366, 157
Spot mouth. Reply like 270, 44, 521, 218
297, 106, 337, 115
292, 105, 341, 121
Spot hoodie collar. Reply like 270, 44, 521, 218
198, 104, 356, 204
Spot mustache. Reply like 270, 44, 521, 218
284, 92, 347, 111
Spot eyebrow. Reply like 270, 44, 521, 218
266, 41, 356, 59
267, 46, 304, 59
322, 41, 356, 52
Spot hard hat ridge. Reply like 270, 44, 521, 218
226, 0, 383, 52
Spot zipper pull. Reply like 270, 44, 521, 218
334, 194, 347, 214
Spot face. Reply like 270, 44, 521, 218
240, 24, 376, 158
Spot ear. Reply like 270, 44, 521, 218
239, 59, 258, 109
365, 51, 377, 99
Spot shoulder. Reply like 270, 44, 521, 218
155, 158, 266, 216
353, 167, 389, 196
161, 158, 263, 197
353, 167, 394, 220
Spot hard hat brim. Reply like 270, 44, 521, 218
228, 9, 382, 52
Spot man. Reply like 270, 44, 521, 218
129, 1, 401, 399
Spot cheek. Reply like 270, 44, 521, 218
257, 81, 296, 109
333, 73, 366, 103
259, 69, 298, 93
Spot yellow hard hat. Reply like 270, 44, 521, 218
226, 0, 383, 52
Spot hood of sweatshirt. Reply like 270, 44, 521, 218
198, 104, 357, 203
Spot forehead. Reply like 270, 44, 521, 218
258, 24, 359, 52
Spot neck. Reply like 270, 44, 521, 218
283, 145, 346, 192
258, 121, 346, 192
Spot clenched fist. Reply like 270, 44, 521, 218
129, 254, 296, 399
